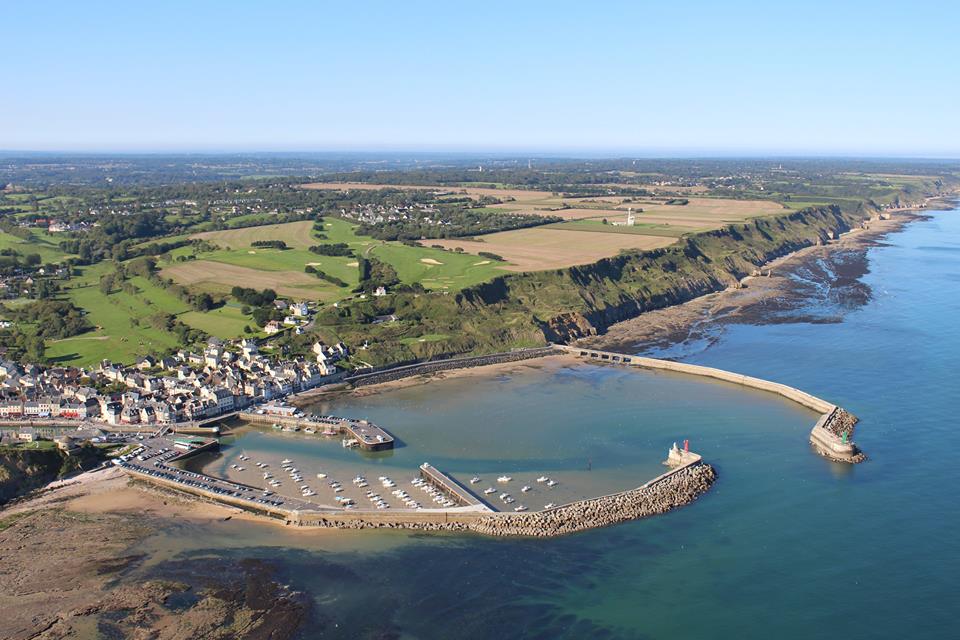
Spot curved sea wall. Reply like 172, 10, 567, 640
558, 345, 864, 463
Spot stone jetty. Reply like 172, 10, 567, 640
284, 452, 715, 537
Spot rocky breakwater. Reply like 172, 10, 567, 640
469, 461, 717, 537
810, 407, 866, 464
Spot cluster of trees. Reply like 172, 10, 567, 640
308, 243, 353, 257
57, 212, 172, 263
356, 210, 560, 241
0, 249, 44, 276
304, 265, 348, 287
231, 286, 277, 307
9, 300, 90, 340
250, 240, 288, 249
478, 251, 504, 262
357, 256, 399, 291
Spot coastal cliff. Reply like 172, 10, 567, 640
471, 205, 867, 343
0, 446, 105, 505
326, 205, 872, 365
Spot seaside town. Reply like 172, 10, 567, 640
0, 333, 348, 434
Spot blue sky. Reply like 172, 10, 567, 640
2, 1, 958, 155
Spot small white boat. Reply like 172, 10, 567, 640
497, 476, 512, 483
236, 466, 244, 471
536, 476, 548, 483
230, 464, 238, 470
483, 487, 496, 495
521, 485, 531, 493
470, 477, 481, 484
546, 480, 558, 487
317, 473, 327, 479
514, 505, 527, 512
282, 459, 292, 464
544, 503, 555, 509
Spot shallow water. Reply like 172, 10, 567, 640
206, 361, 815, 511
148, 206, 960, 639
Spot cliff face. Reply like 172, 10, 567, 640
332, 205, 871, 364
0, 446, 105, 505
453, 204, 867, 343
0, 449, 65, 505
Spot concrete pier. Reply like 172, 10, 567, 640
559, 345, 865, 463
238, 411, 395, 451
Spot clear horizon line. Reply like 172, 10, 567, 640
1, 147, 959, 161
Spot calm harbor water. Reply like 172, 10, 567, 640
147, 206, 960, 639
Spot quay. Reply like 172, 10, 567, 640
237, 411, 395, 451
559, 345, 865, 463
418, 462, 486, 509
113, 431, 713, 536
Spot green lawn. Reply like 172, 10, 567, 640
44, 261, 263, 365
369, 243, 506, 290
179, 304, 256, 338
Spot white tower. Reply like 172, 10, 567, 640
626, 207, 636, 226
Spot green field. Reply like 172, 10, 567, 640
166, 219, 508, 297
0, 230, 72, 263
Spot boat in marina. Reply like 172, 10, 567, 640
546, 479, 558, 487
497, 476, 512, 483
544, 503, 555, 509
536, 476, 548, 483
514, 505, 527, 512
484, 487, 496, 495
317, 473, 327, 479
470, 477, 481, 484
282, 459, 292, 464
272, 424, 282, 430
521, 485, 531, 493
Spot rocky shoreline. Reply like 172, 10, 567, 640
470, 462, 717, 537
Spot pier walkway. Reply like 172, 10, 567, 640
559, 345, 863, 463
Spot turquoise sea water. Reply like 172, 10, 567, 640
154, 207, 960, 639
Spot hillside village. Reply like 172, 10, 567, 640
0, 336, 348, 427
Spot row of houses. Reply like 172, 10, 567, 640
0, 337, 349, 427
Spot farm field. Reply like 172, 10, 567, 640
545, 219, 693, 237
162, 260, 334, 300
300, 182, 785, 227
428, 228, 675, 271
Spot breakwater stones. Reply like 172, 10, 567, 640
821, 408, 859, 439
469, 462, 716, 537
289, 461, 717, 537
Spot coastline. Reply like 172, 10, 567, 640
290, 207, 941, 404
577, 207, 939, 354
